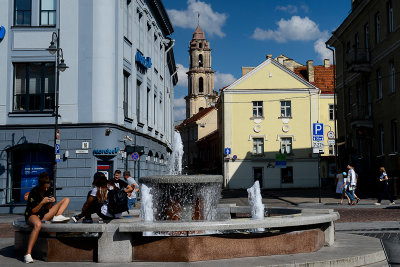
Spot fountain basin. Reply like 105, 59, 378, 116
140, 175, 223, 184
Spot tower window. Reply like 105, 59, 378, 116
199, 42, 203, 48
199, 54, 203, 67
199, 77, 204, 93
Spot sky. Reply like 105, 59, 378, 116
163, 0, 352, 121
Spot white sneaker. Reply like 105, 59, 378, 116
24, 254, 33, 263
389, 202, 396, 205
374, 203, 381, 205
52, 215, 70, 223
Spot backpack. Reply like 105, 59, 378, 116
107, 189, 128, 215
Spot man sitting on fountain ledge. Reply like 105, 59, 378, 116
123, 171, 139, 209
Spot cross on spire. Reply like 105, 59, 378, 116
197, 13, 200, 26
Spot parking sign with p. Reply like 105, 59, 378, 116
313, 123, 324, 141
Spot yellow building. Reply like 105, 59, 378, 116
221, 56, 335, 189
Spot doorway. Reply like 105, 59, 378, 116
253, 167, 263, 188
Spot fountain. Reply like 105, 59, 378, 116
12, 131, 341, 263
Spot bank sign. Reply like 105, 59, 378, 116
93, 147, 119, 155
0, 26, 5, 41
135, 51, 151, 70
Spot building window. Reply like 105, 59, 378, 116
14, 0, 31, 26
253, 138, 264, 155
40, 0, 56, 25
253, 167, 263, 188
391, 62, 395, 93
377, 69, 382, 99
356, 83, 361, 105
375, 13, 380, 43
379, 124, 384, 155
348, 87, 353, 106
281, 167, 293, 184
280, 101, 291, 117
280, 137, 292, 154
252, 101, 263, 117
146, 87, 150, 123
198, 54, 203, 67
199, 77, 203, 93
136, 80, 141, 122
7, 144, 53, 204
364, 23, 370, 61
388, 1, 393, 33
153, 91, 157, 125
13, 62, 55, 112
329, 144, 335, 155
367, 80, 372, 117
123, 0, 132, 40
199, 42, 203, 49
392, 120, 398, 153
123, 72, 129, 118
329, 104, 335, 120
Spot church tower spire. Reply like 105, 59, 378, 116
185, 24, 217, 118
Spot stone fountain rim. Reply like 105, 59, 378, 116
139, 175, 223, 184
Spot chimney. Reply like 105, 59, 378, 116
283, 59, 294, 71
307, 60, 314, 83
277, 56, 284, 65
242, 67, 255, 77
266, 54, 272, 59
324, 59, 330, 68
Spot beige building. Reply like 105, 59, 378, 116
327, 0, 400, 192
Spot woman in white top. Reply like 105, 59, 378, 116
72, 172, 122, 223
375, 167, 395, 205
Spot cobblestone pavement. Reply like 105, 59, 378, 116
335, 207, 400, 223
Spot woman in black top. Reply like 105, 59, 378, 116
24, 172, 70, 263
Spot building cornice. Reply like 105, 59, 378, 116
147, 0, 174, 36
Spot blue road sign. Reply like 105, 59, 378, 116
132, 152, 139, 161
313, 123, 324, 141
55, 144, 60, 154
224, 148, 231, 155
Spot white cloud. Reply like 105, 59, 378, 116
214, 72, 236, 89
174, 96, 186, 121
314, 32, 333, 62
251, 16, 323, 43
167, 0, 227, 38
176, 63, 188, 87
275, 5, 298, 14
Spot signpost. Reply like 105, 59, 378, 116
275, 154, 287, 168
312, 123, 324, 204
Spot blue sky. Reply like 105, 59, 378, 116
164, 0, 351, 121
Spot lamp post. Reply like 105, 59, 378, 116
47, 29, 68, 197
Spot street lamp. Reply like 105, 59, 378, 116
47, 30, 68, 197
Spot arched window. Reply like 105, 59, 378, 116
199, 42, 203, 48
199, 77, 204, 93
198, 54, 203, 67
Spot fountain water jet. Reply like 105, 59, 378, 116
247, 180, 265, 232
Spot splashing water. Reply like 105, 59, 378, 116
247, 181, 265, 232
168, 131, 184, 175
140, 184, 154, 236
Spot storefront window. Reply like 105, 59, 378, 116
7, 144, 53, 204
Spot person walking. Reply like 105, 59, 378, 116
375, 167, 395, 205
336, 171, 350, 204
123, 171, 139, 209
346, 164, 357, 205
24, 172, 70, 263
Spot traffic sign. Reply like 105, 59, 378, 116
132, 152, 139, 161
55, 144, 60, 154
328, 139, 335, 145
313, 123, 324, 141
327, 131, 335, 139
224, 148, 231, 155
312, 141, 324, 148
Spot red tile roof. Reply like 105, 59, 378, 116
294, 65, 335, 94
176, 106, 215, 131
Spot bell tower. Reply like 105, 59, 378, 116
185, 23, 217, 118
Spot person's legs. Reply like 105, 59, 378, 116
345, 188, 355, 203
42, 198, 70, 221
377, 183, 384, 203
384, 183, 394, 203
127, 198, 135, 210
25, 215, 42, 256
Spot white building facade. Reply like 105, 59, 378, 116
0, 0, 177, 212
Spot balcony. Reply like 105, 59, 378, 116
350, 104, 373, 128
346, 49, 371, 73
